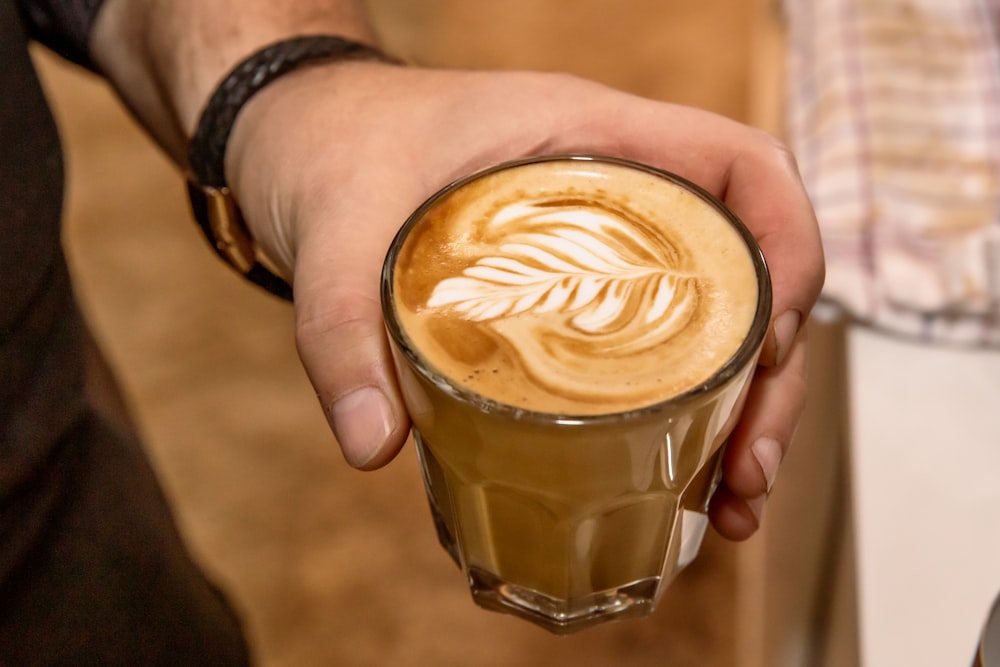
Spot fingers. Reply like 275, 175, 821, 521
705, 136, 820, 539
292, 212, 412, 471
721, 141, 824, 368
593, 103, 822, 541
709, 485, 766, 543
710, 328, 809, 540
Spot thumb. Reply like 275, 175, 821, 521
291, 228, 410, 470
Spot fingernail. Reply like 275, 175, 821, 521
752, 437, 783, 494
330, 387, 395, 468
773, 310, 802, 366
747, 494, 767, 526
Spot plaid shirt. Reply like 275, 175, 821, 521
785, 0, 1000, 346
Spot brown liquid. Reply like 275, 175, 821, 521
384, 157, 768, 632
391, 158, 759, 415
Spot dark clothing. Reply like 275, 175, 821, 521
1, 1, 251, 664
16, 0, 105, 70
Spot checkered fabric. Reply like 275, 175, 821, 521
785, 0, 1000, 345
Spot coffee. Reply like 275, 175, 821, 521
382, 155, 771, 633
390, 158, 759, 415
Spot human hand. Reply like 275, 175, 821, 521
224, 61, 824, 541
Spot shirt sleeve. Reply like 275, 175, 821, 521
16, 0, 108, 71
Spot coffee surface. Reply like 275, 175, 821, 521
390, 158, 761, 415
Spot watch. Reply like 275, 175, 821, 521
185, 35, 399, 301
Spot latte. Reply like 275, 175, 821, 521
388, 156, 761, 415
381, 155, 771, 633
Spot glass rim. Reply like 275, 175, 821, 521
380, 153, 773, 425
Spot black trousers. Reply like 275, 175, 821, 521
0, 413, 252, 666
0, 262, 252, 666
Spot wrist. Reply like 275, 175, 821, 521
185, 36, 401, 299
91, 0, 378, 160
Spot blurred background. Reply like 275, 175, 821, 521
32, 2, 847, 666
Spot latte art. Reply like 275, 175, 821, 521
426, 199, 698, 344
389, 158, 761, 415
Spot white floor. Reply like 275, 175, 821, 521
848, 325, 1000, 666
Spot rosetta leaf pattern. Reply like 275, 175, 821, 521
426, 222, 687, 333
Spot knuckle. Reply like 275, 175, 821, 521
295, 292, 380, 352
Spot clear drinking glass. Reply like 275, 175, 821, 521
381, 155, 772, 633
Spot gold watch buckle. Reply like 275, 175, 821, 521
187, 179, 256, 273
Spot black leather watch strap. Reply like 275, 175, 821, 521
186, 35, 398, 301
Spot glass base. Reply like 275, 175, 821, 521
467, 567, 659, 635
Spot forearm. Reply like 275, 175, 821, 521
88, 0, 378, 162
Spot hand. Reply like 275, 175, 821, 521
224, 61, 824, 541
